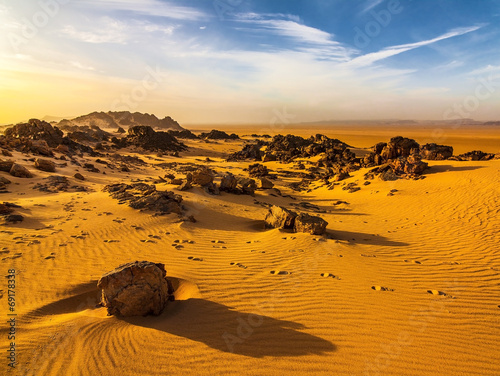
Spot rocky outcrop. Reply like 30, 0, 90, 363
264, 205, 328, 235
4, 119, 64, 147
168, 129, 199, 139
60, 111, 184, 131
190, 168, 214, 186
219, 173, 238, 192
97, 261, 174, 317
248, 163, 269, 177
419, 143, 453, 160
378, 136, 420, 162
258, 177, 274, 189
200, 130, 239, 140
117, 126, 186, 152
34, 158, 56, 172
391, 154, 428, 176
103, 183, 183, 214
294, 213, 328, 235
10, 163, 33, 178
453, 150, 495, 161
265, 205, 297, 230
227, 143, 263, 161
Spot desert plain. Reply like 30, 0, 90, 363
0, 116, 499, 376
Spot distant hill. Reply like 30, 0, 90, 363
56, 111, 184, 131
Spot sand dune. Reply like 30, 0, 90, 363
1, 130, 500, 376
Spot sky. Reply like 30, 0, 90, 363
1, 0, 499, 125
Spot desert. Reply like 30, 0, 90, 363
0, 112, 499, 375
2, 1, 500, 375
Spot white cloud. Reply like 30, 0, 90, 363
74, 0, 207, 20
347, 26, 482, 67
467, 64, 500, 76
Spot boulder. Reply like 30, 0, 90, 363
220, 173, 238, 192
34, 158, 56, 172
258, 177, 274, 189
456, 150, 495, 161
238, 178, 257, 195
177, 181, 192, 191
265, 205, 297, 230
419, 143, 453, 160
30, 140, 53, 156
10, 164, 33, 178
248, 163, 268, 177
192, 168, 213, 186
294, 213, 328, 235
0, 160, 14, 172
0, 203, 14, 215
391, 155, 428, 175
74, 173, 85, 180
4, 214, 24, 223
379, 136, 420, 162
97, 261, 173, 317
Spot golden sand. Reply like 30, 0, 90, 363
1, 126, 499, 375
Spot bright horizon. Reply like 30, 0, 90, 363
1, 0, 500, 125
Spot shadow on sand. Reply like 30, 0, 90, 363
327, 229, 409, 247
425, 164, 485, 174
123, 298, 336, 358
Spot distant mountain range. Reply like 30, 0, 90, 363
54, 111, 184, 131
301, 119, 500, 126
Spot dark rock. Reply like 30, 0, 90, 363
220, 173, 238, 192
74, 173, 85, 180
191, 168, 214, 186
97, 261, 173, 317
264, 205, 297, 230
238, 178, 257, 195
294, 213, 328, 235
103, 183, 182, 214
258, 177, 274, 189
200, 130, 239, 140
456, 150, 495, 161
34, 158, 56, 172
124, 126, 186, 152
420, 143, 453, 160
379, 136, 420, 162
178, 181, 192, 191
4, 214, 24, 223
116, 127, 126, 134
248, 163, 269, 177
10, 164, 33, 178
4, 119, 64, 147
227, 143, 263, 161
0, 203, 14, 215
0, 160, 14, 172
168, 129, 199, 139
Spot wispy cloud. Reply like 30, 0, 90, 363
233, 13, 354, 61
75, 0, 207, 20
467, 64, 500, 76
361, 0, 384, 14
347, 26, 482, 67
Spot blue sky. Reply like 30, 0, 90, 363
1, 0, 499, 124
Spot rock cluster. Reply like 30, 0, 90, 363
103, 183, 183, 214
200, 129, 239, 140
1, 119, 95, 156
97, 261, 174, 317
113, 126, 186, 152
33, 175, 86, 193
419, 143, 454, 160
264, 205, 328, 235
168, 129, 199, 139
452, 150, 495, 161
